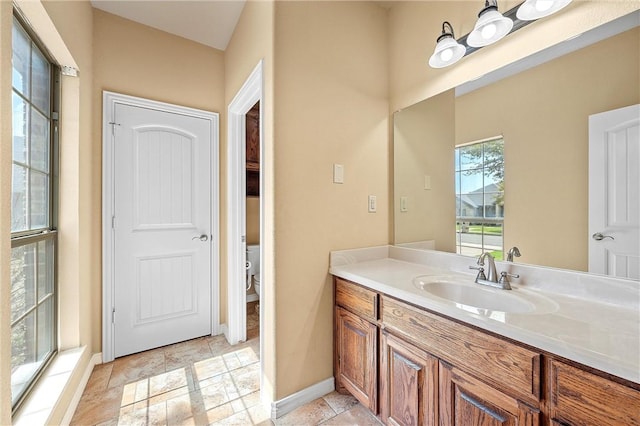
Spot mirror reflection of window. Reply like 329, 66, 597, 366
455, 138, 504, 259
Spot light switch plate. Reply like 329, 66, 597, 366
368, 195, 377, 213
400, 196, 408, 212
424, 175, 431, 190
333, 164, 344, 184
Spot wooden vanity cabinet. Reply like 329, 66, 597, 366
439, 361, 540, 426
380, 331, 438, 426
381, 297, 541, 405
547, 359, 640, 426
333, 277, 639, 426
334, 279, 378, 412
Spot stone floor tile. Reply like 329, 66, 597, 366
209, 409, 254, 425
228, 364, 260, 398
70, 386, 124, 426
199, 375, 233, 411
203, 401, 236, 424
108, 348, 165, 389
165, 338, 213, 371
193, 355, 227, 382
322, 391, 360, 415
117, 400, 167, 426
319, 403, 383, 425
84, 363, 114, 395
149, 368, 191, 398
275, 398, 337, 426
247, 404, 273, 425
235, 346, 259, 367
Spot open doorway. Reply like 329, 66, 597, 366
226, 61, 262, 348
245, 101, 261, 338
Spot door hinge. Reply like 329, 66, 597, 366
109, 121, 121, 135
242, 235, 246, 243
112, 215, 116, 229
111, 307, 116, 324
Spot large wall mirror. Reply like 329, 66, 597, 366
393, 10, 639, 275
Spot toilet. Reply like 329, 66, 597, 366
246, 244, 261, 300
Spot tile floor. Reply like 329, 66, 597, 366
71, 302, 381, 425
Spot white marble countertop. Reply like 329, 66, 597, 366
330, 245, 640, 384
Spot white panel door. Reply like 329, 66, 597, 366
114, 103, 212, 357
589, 104, 640, 280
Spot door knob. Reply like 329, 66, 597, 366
592, 232, 614, 241
192, 234, 209, 242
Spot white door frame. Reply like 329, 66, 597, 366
102, 91, 220, 362
227, 61, 263, 345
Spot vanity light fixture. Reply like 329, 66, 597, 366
429, 21, 467, 68
516, 0, 572, 21
467, 0, 514, 47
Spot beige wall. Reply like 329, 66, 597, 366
246, 197, 260, 245
394, 90, 456, 251
455, 27, 640, 271
0, 2, 13, 422
224, 0, 276, 402
92, 9, 226, 353
42, 0, 94, 357
273, 1, 389, 398
389, 1, 640, 112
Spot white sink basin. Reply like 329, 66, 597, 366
412, 275, 556, 315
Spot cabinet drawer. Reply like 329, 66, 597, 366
549, 359, 640, 426
335, 278, 378, 323
381, 296, 541, 405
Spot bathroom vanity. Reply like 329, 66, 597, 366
331, 246, 640, 425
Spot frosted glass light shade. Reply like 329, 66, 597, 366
516, 0, 572, 20
467, 7, 514, 47
429, 35, 466, 68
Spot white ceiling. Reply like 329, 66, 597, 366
90, 0, 246, 51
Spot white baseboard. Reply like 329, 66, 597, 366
271, 377, 335, 419
61, 352, 102, 425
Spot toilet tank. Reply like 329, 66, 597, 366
247, 244, 260, 276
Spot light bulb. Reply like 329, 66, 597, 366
440, 48, 454, 62
535, 0, 553, 12
481, 23, 497, 40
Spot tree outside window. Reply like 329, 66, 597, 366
455, 138, 504, 259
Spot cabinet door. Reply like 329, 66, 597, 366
439, 362, 540, 426
335, 306, 378, 412
380, 332, 438, 426
548, 359, 640, 426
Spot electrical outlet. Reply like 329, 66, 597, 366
368, 195, 377, 213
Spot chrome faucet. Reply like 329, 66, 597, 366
478, 252, 498, 283
469, 252, 518, 290
506, 246, 521, 262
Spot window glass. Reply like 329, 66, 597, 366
30, 108, 50, 172
10, 14, 58, 411
455, 138, 504, 258
12, 93, 27, 164
31, 46, 50, 114
11, 22, 30, 97
11, 164, 28, 232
